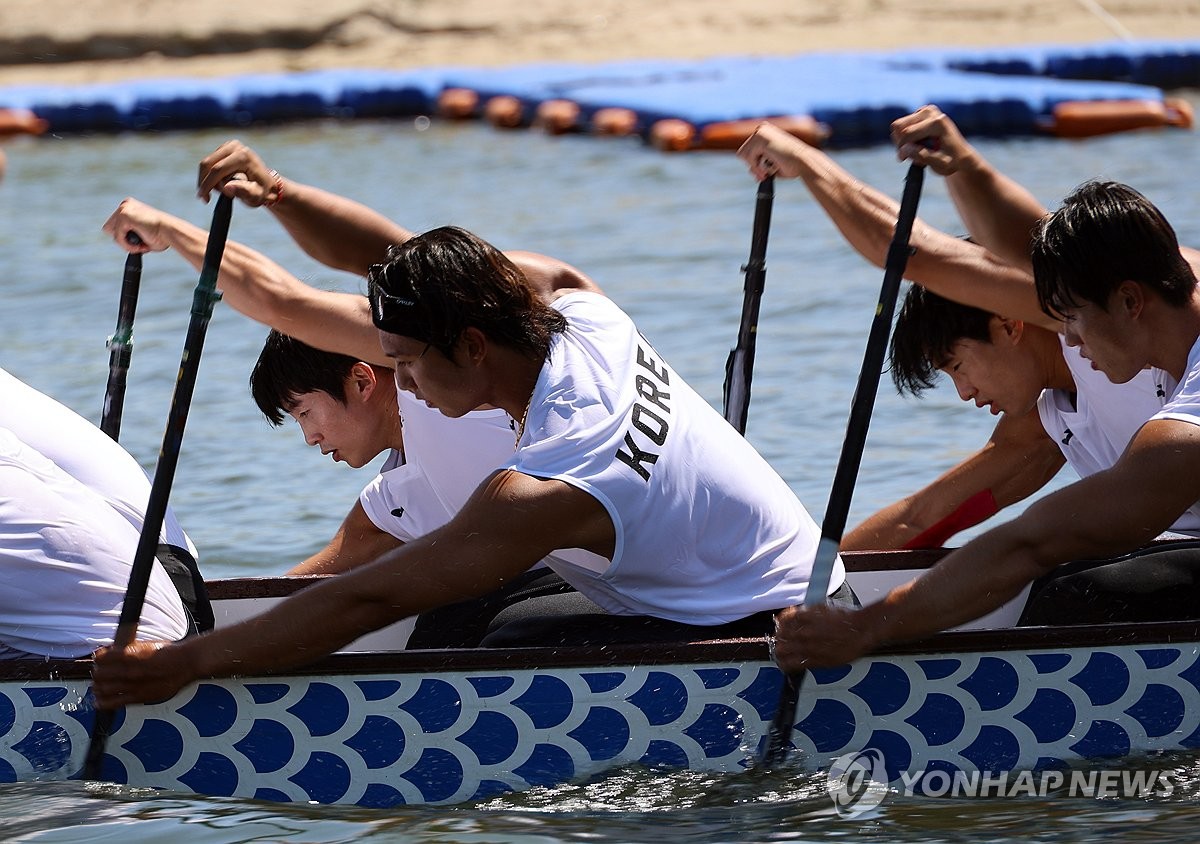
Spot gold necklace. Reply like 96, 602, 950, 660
514, 395, 532, 447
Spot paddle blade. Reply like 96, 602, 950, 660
760, 671, 802, 768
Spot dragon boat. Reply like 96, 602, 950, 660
0, 548, 1196, 807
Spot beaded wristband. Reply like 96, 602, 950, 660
264, 169, 285, 208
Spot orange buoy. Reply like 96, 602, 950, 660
0, 108, 47, 137
1047, 98, 1194, 138
698, 115, 830, 150
435, 88, 480, 120
535, 99, 581, 135
1165, 96, 1195, 129
592, 107, 639, 137
484, 95, 525, 129
649, 118, 697, 152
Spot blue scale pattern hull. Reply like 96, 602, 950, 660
2, 637, 1198, 806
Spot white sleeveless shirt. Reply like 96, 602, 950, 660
1149, 334, 1200, 532
359, 391, 514, 541
1037, 339, 1166, 478
0, 366, 198, 559
504, 292, 840, 624
0, 428, 189, 656
1039, 338, 1200, 535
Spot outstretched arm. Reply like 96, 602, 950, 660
92, 470, 612, 705
842, 408, 1065, 550
890, 105, 1048, 270
775, 418, 1200, 670
197, 140, 411, 275
736, 122, 1059, 331
286, 500, 403, 576
103, 197, 385, 365
196, 140, 604, 300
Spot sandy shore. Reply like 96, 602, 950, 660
0, 1, 1199, 88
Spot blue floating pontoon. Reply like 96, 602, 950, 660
1, 40, 1196, 145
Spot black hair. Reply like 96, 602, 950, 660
368, 226, 566, 361
1032, 180, 1195, 318
889, 284, 995, 395
249, 330, 362, 426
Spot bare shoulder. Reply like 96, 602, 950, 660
477, 468, 603, 513
1116, 418, 1200, 506
1129, 417, 1200, 452
505, 250, 604, 299
469, 469, 614, 558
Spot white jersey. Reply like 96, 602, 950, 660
1037, 340, 1167, 478
359, 391, 515, 542
505, 292, 840, 625
1038, 340, 1200, 535
0, 428, 189, 657
1149, 335, 1200, 531
0, 366, 198, 560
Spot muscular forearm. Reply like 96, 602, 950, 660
152, 211, 386, 364
843, 498, 924, 550
945, 161, 1047, 271
286, 503, 402, 576
786, 144, 908, 269
782, 141, 1053, 327
95, 546, 498, 709
191, 573, 406, 679
269, 180, 412, 275
871, 527, 1047, 643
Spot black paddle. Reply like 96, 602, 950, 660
759, 163, 925, 769
723, 176, 775, 434
84, 195, 234, 781
100, 233, 144, 441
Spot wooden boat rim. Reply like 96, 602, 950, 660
8, 617, 1200, 683
7, 546, 1198, 682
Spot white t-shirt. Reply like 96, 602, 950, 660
358, 391, 515, 541
1038, 340, 1200, 535
505, 292, 840, 624
1149, 334, 1200, 530
0, 428, 189, 657
1037, 340, 1167, 478
0, 366, 198, 560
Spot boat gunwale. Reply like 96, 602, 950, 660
8, 620, 1200, 683
7, 545, 1198, 682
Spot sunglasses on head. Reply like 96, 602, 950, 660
367, 262, 420, 329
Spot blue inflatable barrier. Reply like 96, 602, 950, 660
331, 68, 444, 118
126, 77, 238, 131
0, 40, 1195, 144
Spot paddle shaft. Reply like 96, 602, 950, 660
100, 235, 144, 441
723, 176, 775, 434
84, 195, 233, 781
760, 163, 925, 769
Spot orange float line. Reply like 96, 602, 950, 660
649, 115, 830, 152
534, 99, 581, 135
1046, 97, 1194, 138
591, 107, 640, 137
435, 88, 480, 120
484, 95, 526, 129
648, 118, 696, 151
0, 108, 48, 138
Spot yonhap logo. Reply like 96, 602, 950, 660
825, 749, 1177, 817
827, 749, 889, 818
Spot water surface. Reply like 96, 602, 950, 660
1, 109, 1199, 839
